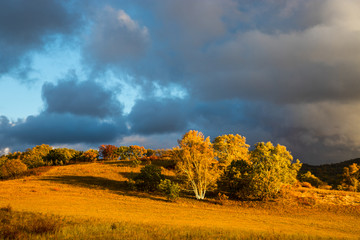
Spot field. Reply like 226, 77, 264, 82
1, 161, 360, 239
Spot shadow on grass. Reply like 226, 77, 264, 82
40, 175, 168, 202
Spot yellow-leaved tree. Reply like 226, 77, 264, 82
173, 130, 218, 200
213, 134, 250, 169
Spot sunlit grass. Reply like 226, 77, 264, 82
1, 161, 360, 239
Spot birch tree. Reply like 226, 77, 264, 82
213, 134, 250, 169
174, 130, 218, 199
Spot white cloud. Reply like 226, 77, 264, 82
0, 147, 10, 156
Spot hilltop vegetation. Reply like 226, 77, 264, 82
1, 130, 360, 238
1, 130, 360, 198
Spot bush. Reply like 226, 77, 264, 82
134, 165, 164, 192
217, 160, 252, 199
158, 179, 180, 201
299, 171, 326, 188
130, 159, 141, 168
0, 159, 28, 180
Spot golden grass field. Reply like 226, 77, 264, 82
1, 161, 360, 239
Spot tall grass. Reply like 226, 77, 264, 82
0, 205, 63, 239
0, 210, 337, 240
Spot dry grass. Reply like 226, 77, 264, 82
1, 161, 360, 239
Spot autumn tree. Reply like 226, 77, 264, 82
249, 142, 301, 199
128, 145, 147, 160
173, 130, 218, 200
99, 145, 119, 160
0, 159, 28, 179
44, 148, 77, 165
339, 163, 360, 192
81, 149, 99, 162
21, 144, 53, 168
213, 134, 250, 169
116, 146, 130, 160
218, 142, 301, 200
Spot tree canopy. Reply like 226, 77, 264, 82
173, 130, 218, 200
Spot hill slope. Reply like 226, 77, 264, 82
300, 158, 360, 187
1, 162, 360, 239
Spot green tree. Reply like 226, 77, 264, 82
134, 165, 164, 192
159, 179, 180, 201
249, 142, 301, 199
128, 145, 147, 167
44, 148, 77, 166
218, 142, 301, 200
173, 130, 218, 200
116, 146, 130, 160
213, 134, 250, 169
22, 145, 53, 168
217, 159, 252, 199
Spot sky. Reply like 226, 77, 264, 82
1, 0, 360, 165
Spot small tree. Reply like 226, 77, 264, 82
173, 130, 218, 200
213, 134, 250, 169
128, 145, 146, 167
0, 159, 28, 179
159, 179, 180, 201
134, 165, 164, 192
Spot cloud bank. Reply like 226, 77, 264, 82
1, 0, 360, 164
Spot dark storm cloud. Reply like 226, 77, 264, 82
139, 0, 360, 104
42, 75, 123, 118
0, 0, 81, 75
128, 98, 189, 135
0, 113, 127, 147
112, 0, 360, 163
2, 0, 360, 164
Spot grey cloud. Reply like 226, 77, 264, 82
127, 96, 360, 164
0, 0, 81, 75
42, 75, 123, 118
84, 6, 150, 67
1, 113, 127, 146
128, 98, 189, 135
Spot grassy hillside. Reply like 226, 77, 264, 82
300, 158, 360, 187
1, 161, 360, 239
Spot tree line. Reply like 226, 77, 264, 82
1, 130, 359, 200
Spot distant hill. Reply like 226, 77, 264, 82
299, 158, 360, 187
